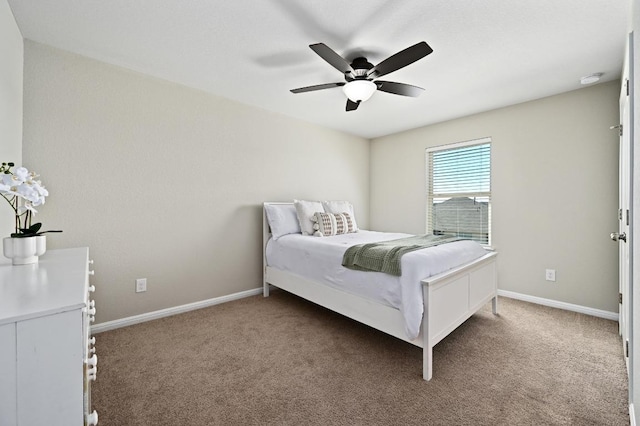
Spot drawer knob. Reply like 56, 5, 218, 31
86, 410, 98, 425
88, 307, 96, 316
89, 315, 95, 323
89, 336, 96, 345
88, 270, 95, 276
88, 285, 96, 292
88, 259, 95, 265
86, 354, 98, 366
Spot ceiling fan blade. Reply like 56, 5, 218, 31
367, 42, 433, 78
346, 99, 360, 111
375, 81, 425, 97
309, 43, 354, 75
290, 82, 345, 94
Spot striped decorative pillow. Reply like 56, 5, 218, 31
312, 212, 356, 237
322, 201, 359, 231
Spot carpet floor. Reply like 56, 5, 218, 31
92, 291, 629, 425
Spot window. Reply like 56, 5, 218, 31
426, 137, 491, 245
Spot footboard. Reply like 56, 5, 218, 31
421, 251, 498, 380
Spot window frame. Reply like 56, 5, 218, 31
425, 137, 492, 247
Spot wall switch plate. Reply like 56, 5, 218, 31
136, 278, 147, 293
545, 269, 556, 282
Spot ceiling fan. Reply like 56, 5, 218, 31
290, 41, 433, 111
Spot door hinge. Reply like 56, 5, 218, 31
627, 79, 630, 96
627, 209, 630, 226
619, 208, 623, 221
626, 340, 629, 358
619, 292, 623, 304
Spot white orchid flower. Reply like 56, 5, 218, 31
13, 167, 30, 182
16, 183, 38, 200
0, 173, 14, 191
31, 181, 48, 198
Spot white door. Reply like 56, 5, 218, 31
614, 37, 632, 369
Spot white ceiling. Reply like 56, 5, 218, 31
8, 0, 631, 139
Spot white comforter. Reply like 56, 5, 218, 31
265, 230, 488, 340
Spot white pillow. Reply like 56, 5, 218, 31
294, 199, 325, 236
264, 204, 301, 240
322, 200, 359, 231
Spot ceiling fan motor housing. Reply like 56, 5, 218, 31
349, 57, 374, 80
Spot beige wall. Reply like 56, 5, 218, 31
18, 39, 621, 320
22, 41, 370, 323
371, 81, 620, 312
0, 0, 23, 244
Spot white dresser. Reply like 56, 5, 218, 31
0, 247, 98, 426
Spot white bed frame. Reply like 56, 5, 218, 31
262, 202, 498, 381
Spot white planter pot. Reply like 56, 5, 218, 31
3, 235, 47, 265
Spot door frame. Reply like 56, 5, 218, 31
619, 40, 632, 369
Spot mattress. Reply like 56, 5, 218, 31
265, 230, 488, 340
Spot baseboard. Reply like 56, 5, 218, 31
92, 287, 617, 333
91, 287, 263, 334
498, 290, 619, 321
631, 403, 636, 426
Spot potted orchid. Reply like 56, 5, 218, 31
1, 162, 61, 264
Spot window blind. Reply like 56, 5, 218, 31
426, 139, 491, 245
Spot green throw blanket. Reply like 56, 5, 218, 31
341, 235, 462, 276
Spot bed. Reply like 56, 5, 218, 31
262, 201, 498, 381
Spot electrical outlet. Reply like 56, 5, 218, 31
135, 278, 147, 293
545, 269, 556, 282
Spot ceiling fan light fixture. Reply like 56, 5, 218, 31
343, 80, 376, 102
